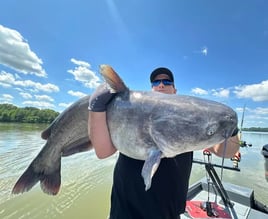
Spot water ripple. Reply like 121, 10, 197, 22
1, 124, 267, 219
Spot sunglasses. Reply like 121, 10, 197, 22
151, 79, 174, 87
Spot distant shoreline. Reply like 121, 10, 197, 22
0, 121, 267, 132
242, 128, 268, 132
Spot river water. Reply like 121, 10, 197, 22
0, 123, 267, 219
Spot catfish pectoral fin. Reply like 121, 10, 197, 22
62, 141, 92, 157
141, 149, 162, 191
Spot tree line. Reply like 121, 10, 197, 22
0, 104, 59, 124
242, 127, 268, 132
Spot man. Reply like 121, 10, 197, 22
88, 67, 240, 219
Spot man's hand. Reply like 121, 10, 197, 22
88, 84, 117, 112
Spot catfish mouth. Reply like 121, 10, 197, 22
220, 113, 238, 138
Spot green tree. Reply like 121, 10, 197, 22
0, 104, 59, 124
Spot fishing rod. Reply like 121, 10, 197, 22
238, 104, 252, 148
193, 159, 240, 172
230, 104, 253, 168
240, 104, 245, 138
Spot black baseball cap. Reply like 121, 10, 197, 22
150, 67, 174, 82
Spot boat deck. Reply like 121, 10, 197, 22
181, 178, 268, 219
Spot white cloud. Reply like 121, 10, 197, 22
252, 107, 268, 115
68, 90, 87, 98
0, 94, 14, 103
191, 87, 208, 95
201, 47, 208, 56
68, 59, 101, 88
191, 87, 229, 98
212, 88, 230, 98
193, 46, 208, 56
3, 93, 13, 99
34, 94, 54, 102
70, 58, 90, 68
235, 106, 247, 114
234, 80, 268, 101
22, 100, 55, 109
0, 71, 15, 82
0, 25, 46, 77
20, 92, 32, 99
0, 81, 11, 88
236, 106, 268, 128
0, 71, 59, 93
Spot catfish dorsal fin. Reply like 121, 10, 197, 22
99, 65, 128, 93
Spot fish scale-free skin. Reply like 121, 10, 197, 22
12, 65, 237, 195
107, 90, 237, 160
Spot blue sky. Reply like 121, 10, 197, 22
0, 0, 267, 128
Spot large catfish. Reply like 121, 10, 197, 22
12, 65, 238, 195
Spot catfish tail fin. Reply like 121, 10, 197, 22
12, 164, 40, 194
12, 159, 61, 196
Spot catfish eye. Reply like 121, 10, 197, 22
206, 124, 217, 136
225, 114, 235, 121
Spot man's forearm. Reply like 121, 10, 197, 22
207, 135, 240, 158
88, 112, 117, 159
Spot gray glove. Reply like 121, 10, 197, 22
88, 84, 116, 112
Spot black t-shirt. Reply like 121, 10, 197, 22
109, 152, 193, 219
